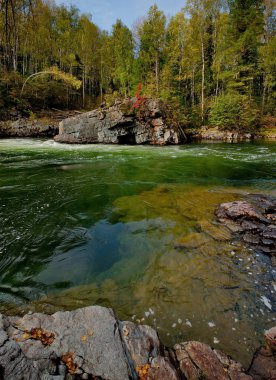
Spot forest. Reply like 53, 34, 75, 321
0, 0, 275, 129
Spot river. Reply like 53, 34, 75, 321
0, 138, 275, 366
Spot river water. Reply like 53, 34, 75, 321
0, 138, 275, 366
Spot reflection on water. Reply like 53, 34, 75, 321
0, 139, 276, 366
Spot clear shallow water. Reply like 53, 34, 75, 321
0, 138, 276, 366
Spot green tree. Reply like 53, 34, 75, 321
111, 20, 134, 96
137, 5, 166, 95
226, 0, 265, 95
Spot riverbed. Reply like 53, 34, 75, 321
0, 138, 275, 366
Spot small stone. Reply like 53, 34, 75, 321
243, 233, 260, 245
59, 364, 67, 376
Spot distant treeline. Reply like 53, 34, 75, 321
0, 0, 275, 128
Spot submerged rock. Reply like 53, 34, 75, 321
174, 232, 211, 249
216, 196, 276, 258
0, 306, 272, 379
54, 98, 182, 145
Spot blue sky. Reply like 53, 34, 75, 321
55, 0, 185, 31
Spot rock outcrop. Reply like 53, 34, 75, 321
216, 195, 276, 258
1, 305, 273, 380
187, 126, 253, 142
0, 119, 59, 138
54, 99, 182, 145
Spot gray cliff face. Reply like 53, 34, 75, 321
1, 305, 272, 380
54, 99, 181, 145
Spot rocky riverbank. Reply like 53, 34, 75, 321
0, 305, 275, 380
0, 118, 59, 138
0, 110, 81, 139
186, 125, 276, 142
0, 102, 275, 144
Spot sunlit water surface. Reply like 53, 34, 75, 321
0, 138, 276, 366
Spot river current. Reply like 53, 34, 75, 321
0, 138, 275, 366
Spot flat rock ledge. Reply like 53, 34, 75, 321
186, 126, 254, 142
54, 99, 182, 145
0, 119, 59, 138
0, 306, 275, 380
216, 195, 276, 260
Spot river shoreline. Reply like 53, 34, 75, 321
0, 106, 275, 143
0, 305, 275, 380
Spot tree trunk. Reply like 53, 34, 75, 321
201, 37, 205, 123
262, 79, 267, 115
155, 52, 159, 94
191, 67, 195, 106
215, 76, 219, 97
82, 69, 85, 109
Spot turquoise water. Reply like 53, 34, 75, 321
0, 138, 275, 365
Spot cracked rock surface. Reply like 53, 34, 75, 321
216, 195, 276, 258
54, 98, 181, 145
0, 305, 270, 380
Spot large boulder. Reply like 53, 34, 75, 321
54, 98, 181, 145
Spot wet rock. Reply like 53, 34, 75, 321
54, 98, 181, 145
265, 326, 276, 352
197, 220, 232, 241
120, 321, 160, 366
216, 196, 276, 258
216, 201, 268, 224
120, 321, 180, 379
174, 341, 251, 380
248, 346, 276, 380
243, 233, 260, 245
1, 306, 274, 380
1, 307, 181, 380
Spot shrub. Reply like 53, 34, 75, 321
209, 93, 260, 131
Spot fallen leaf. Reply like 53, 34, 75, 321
136, 364, 151, 380
22, 333, 30, 340
61, 352, 78, 374
25, 328, 55, 346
